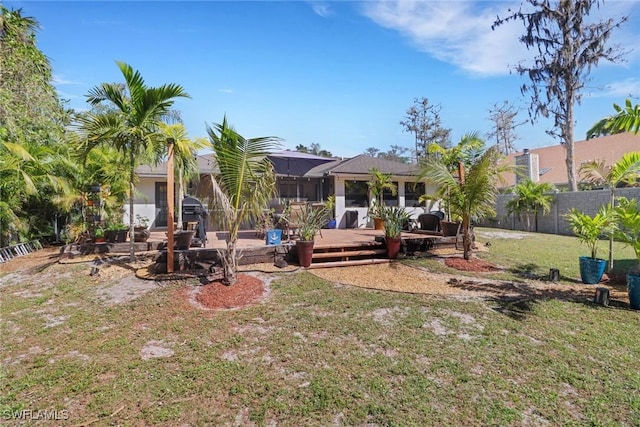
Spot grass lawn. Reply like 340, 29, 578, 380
1, 229, 639, 426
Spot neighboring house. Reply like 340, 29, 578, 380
131, 151, 437, 230
501, 132, 640, 188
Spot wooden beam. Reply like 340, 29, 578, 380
167, 138, 175, 273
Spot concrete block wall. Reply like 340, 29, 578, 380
485, 188, 640, 235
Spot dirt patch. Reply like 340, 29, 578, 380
445, 257, 499, 272
95, 276, 161, 306
140, 340, 175, 360
476, 231, 527, 240
190, 274, 267, 310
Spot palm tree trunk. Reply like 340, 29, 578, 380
223, 237, 238, 285
462, 215, 472, 260
177, 169, 183, 230
129, 151, 135, 262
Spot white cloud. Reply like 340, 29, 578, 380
53, 75, 83, 85
360, 0, 528, 77
217, 88, 233, 94
308, 1, 333, 18
589, 78, 640, 98
360, 0, 640, 78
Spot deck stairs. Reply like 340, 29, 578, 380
306, 239, 390, 268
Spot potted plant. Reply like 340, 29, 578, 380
93, 227, 105, 243
565, 206, 615, 284
381, 206, 410, 259
613, 197, 640, 310
105, 223, 129, 243
134, 214, 150, 242
324, 195, 337, 229
367, 168, 397, 231
295, 204, 330, 267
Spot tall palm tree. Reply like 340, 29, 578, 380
579, 151, 640, 271
419, 144, 512, 260
366, 168, 397, 221
158, 123, 207, 227
424, 132, 487, 220
426, 131, 485, 171
587, 99, 640, 138
505, 180, 555, 232
203, 117, 280, 285
75, 61, 189, 261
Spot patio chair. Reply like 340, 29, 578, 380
417, 213, 441, 233
429, 210, 445, 220
285, 202, 306, 240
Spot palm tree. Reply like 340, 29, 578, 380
505, 180, 555, 232
579, 151, 640, 271
587, 99, 640, 138
419, 144, 512, 260
0, 139, 68, 245
426, 131, 485, 171
423, 132, 486, 221
158, 123, 207, 227
75, 62, 189, 261
366, 168, 397, 223
203, 117, 280, 285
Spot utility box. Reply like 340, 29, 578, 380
345, 210, 358, 229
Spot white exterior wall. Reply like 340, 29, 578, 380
124, 177, 165, 229
333, 175, 440, 229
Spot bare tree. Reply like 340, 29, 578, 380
399, 97, 451, 161
493, 0, 627, 191
486, 101, 527, 155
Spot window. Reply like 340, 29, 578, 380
382, 181, 398, 206
405, 182, 426, 207
345, 181, 368, 207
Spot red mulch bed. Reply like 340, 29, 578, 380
445, 256, 500, 272
195, 274, 265, 309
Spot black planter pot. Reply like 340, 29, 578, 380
440, 221, 460, 236
105, 229, 128, 243
174, 230, 195, 250
134, 226, 150, 242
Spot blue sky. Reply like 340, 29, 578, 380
10, 0, 640, 157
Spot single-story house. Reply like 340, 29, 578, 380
129, 150, 439, 230
501, 132, 640, 188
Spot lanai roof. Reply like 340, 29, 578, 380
306, 155, 419, 177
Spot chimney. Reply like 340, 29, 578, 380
515, 149, 539, 183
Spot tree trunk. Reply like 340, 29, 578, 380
222, 237, 238, 285
565, 89, 578, 192
462, 215, 472, 261
176, 169, 183, 230
129, 151, 135, 262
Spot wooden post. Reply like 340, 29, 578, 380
167, 138, 175, 273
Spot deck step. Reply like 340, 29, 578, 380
306, 258, 391, 269
312, 248, 386, 259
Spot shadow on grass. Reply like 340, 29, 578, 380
445, 277, 634, 320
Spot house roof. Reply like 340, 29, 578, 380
268, 151, 336, 176
136, 152, 419, 179
136, 153, 219, 178
501, 132, 640, 187
305, 155, 419, 177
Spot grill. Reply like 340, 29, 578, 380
181, 195, 208, 247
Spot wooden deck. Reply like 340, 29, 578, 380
149, 228, 451, 251
62, 228, 457, 270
